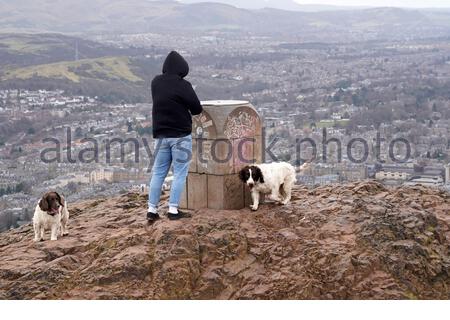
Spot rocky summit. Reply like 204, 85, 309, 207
0, 181, 448, 299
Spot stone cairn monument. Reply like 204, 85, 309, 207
180, 100, 262, 210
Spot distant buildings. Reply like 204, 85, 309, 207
297, 162, 366, 187
0, 89, 97, 111
314, 174, 340, 186
374, 163, 447, 188
404, 176, 444, 188
90, 168, 146, 184
296, 161, 448, 189
130, 184, 148, 193
375, 171, 411, 186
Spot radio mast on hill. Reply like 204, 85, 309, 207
75, 40, 79, 61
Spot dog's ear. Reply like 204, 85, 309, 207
253, 166, 265, 184
39, 193, 50, 212
56, 192, 64, 207
239, 166, 249, 182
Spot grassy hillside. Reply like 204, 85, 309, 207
0, 33, 161, 103
2, 56, 143, 83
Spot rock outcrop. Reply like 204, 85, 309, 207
0, 181, 449, 299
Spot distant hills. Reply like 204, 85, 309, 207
0, 33, 162, 103
1, 2, 450, 103
180, 0, 369, 11
0, 0, 449, 38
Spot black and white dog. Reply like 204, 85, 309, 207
239, 162, 296, 211
33, 191, 69, 241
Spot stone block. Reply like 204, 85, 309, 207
197, 139, 234, 175
233, 137, 255, 172
196, 139, 212, 174
194, 101, 261, 140
223, 105, 261, 140
208, 174, 244, 210
254, 135, 263, 164
244, 186, 252, 208
189, 138, 198, 173
187, 173, 208, 210
179, 180, 188, 209
183, 100, 262, 211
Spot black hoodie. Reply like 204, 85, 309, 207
151, 51, 203, 138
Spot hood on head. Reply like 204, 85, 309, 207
162, 51, 189, 78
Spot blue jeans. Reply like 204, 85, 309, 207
148, 135, 192, 210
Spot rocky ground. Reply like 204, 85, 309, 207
0, 181, 449, 299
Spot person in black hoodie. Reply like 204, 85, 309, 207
147, 51, 203, 221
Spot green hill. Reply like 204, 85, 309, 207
0, 33, 161, 103
2, 56, 143, 83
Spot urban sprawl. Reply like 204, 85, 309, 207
1, 32, 450, 231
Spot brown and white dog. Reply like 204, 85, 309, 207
33, 192, 69, 241
239, 162, 296, 211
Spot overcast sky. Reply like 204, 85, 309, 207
181, 0, 450, 9
293, 0, 450, 7
185, 0, 450, 8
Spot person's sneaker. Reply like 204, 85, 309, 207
147, 212, 160, 222
167, 210, 192, 221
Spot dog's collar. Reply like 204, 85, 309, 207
46, 211, 58, 216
